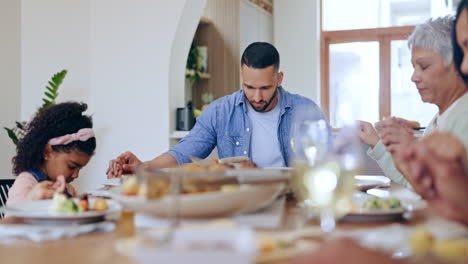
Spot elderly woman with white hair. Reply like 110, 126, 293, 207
359, 15, 468, 188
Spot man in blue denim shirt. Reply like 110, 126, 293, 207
107, 42, 327, 177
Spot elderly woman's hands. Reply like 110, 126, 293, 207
375, 117, 416, 153
393, 132, 468, 225
358, 121, 380, 148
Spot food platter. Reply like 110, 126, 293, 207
111, 183, 285, 218
2, 198, 121, 225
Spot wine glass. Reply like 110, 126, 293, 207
291, 116, 364, 232
134, 164, 181, 246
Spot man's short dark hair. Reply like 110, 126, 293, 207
241, 42, 280, 70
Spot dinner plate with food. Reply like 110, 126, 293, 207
341, 194, 406, 222
178, 157, 291, 184
111, 173, 285, 218
2, 193, 121, 225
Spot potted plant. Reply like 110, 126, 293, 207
186, 40, 208, 90
4, 70, 67, 145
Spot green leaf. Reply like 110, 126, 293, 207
15, 121, 24, 129
51, 70, 67, 86
44, 91, 55, 100
46, 86, 55, 94
4, 70, 68, 146
46, 85, 56, 93
4, 127, 19, 145
48, 81, 57, 90
41, 69, 67, 108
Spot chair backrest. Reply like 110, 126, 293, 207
0, 179, 15, 218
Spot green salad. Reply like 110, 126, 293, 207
49, 193, 83, 214
362, 196, 402, 210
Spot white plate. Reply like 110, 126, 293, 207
102, 178, 121, 187
341, 192, 406, 222
366, 188, 427, 211
111, 184, 285, 219
261, 167, 293, 170
3, 198, 122, 225
342, 208, 406, 222
354, 175, 391, 191
160, 168, 291, 183
227, 168, 291, 183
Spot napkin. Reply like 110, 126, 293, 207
134, 197, 285, 230
0, 221, 115, 242
423, 214, 468, 239
234, 197, 285, 229
332, 224, 413, 258
332, 216, 468, 259
117, 226, 257, 264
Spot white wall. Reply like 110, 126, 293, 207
170, 0, 207, 134
21, 1, 91, 120
0, 0, 21, 179
240, 0, 274, 58
18, 0, 205, 191
273, 0, 320, 103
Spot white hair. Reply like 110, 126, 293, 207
407, 16, 455, 64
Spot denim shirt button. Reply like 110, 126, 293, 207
243, 151, 247, 155
246, 128, 250, 132
236, 141, 240, 145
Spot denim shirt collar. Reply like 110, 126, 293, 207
235, 86, 292, 114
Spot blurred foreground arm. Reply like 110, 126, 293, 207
393, 132, 468, 225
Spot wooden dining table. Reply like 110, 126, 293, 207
0, 184, 434, 264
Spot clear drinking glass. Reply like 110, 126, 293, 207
134, 164, 180, 246
291, 116, 363, 232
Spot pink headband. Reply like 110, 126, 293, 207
48, 128, 95, 146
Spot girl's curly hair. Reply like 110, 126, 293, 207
453, 0, 468, 84
12, 101, 97, 175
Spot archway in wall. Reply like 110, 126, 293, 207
168, 0, 207, 145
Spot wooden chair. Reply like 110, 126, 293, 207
0, 179, 14, 218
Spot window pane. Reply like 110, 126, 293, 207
323, 0, 453, 31
329, 42, 380, 127
390, 40, 437, 126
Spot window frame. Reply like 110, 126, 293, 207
319, 0, 415, 122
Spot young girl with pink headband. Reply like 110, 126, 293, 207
7, 102, 96, 206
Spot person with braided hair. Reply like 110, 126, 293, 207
7, 102, 96, 206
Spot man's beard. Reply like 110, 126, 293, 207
246, 88, 278, 112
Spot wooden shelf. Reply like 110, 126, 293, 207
186, 69, 211, 79
199, 72, 211, 79
189, 8, 240, 110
